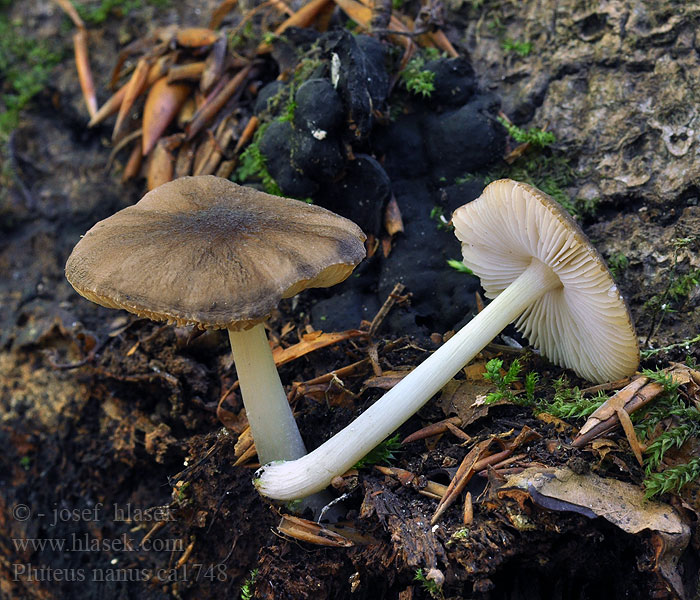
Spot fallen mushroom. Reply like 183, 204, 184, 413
255, 179, 640, 500
65, 175, 366, 466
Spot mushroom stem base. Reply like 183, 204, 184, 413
228, 323, 307, 465
255, 258, 561, 500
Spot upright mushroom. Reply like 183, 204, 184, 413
65, 175, 366, 466
255, 179, 639, 500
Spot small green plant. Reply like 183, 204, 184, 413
627, 367, 700, 498
501, 37, 533, 57
644, 458, 700, 498
74, 0, 170, 24
0, 17, 63, 141
524, 371, 539, 404
229, 20, 255, 50
232, 124, 283, 196
262, 31, 278, 46
449, 528, 470, 542
19, 455, 32, 470
488, 15, 505, 36
483, 363, 607, 417
446, 259, 473, 274
482, 358, 536, 406
640, 333, 700, 359
414, 569, 444, 600
540, 377, 606, 419
643, 237, 699, 345
401, 56, 435, 98
496, 116, 556, 149
285, 498, 303, 512
173, 481, 191, 505
422, 47, 442, 61
240, 568, 259, 600
353, 434, 401, 469
480, 153, 596, 220
643, 423, 696, 476
429, 206, 452, 230
454, 173, 478, 185
607, 252, 629, 280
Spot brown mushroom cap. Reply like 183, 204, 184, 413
452, 179, 639, 382
65, 176, 366, 330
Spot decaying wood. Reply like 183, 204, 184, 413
361, 481, 447, 568
375, 465, 448, 500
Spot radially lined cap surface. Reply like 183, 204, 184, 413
452, 178, 639, 383
65, 175, 367, 330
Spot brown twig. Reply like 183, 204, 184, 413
369, 282, 406, 337
431, 439, 490, 525
186, 63, 253, 140
401, 416, 462, 445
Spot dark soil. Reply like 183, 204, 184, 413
1, 1, 699, 599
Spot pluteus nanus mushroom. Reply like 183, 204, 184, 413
65, 175, 366, 466
255, 178, 639, 501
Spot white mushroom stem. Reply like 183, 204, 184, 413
228, 323, 307, 465
255, 258, 562, 500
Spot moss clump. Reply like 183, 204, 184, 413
232, 123, 283, 197
74, 0, 171, 25
0, 14, 63, 141
401, 55, 436, 98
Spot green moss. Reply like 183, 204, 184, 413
482, 359, 608, 419
642, 237, 699, 345
429, 205, 452, 230
501, 37, 533, 57
353, 434, 401, 469
414, 569, 444, 600
607, 252, 629, 280
644, 458, 700, 498
478, 358, 700, 498
483, 152, 596, 220
482, 358, 537, 407
446, 259, 473, 274
232, 123, 283, 197
400, 55, 435, 98
229, 20, 256, 50
74, 0, 170, 24
629, 367, 700, 498
497, 116, 556, 149
0, 13, 63, 142
239, 568, 259, 600
540, 377, 605, 419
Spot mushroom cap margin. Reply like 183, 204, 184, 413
65, 176, 367, 330
452, 178, 639, 383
